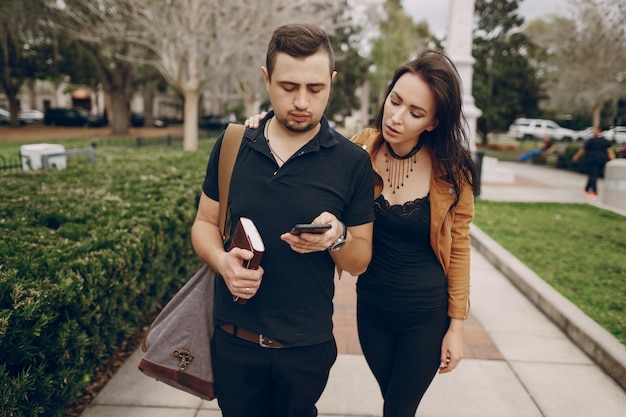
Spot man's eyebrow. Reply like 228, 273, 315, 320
278, 81, 327, 87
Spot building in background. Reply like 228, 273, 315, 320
0, 80, 240, 124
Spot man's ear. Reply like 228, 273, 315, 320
331, 70, 337, 82
261, 66, 270, 91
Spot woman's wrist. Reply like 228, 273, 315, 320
448, 318, 465, 332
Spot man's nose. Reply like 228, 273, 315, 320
294, 88, 309, 109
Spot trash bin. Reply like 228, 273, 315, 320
20, 144, 66, 171
473, 149, 485, 188
602, 159, 626, 211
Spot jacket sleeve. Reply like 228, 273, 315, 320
446, 181, 475, 319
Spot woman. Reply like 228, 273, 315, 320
351, 49, 479, 416
246, 49, 480, 416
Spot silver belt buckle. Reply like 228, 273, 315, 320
259, 334, 273, 348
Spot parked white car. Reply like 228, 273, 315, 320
574, 127, 594, 142
0, 108, 10, 125
19, 109, 44, 124
507, 118, 575, 141
602, 126, 626, 144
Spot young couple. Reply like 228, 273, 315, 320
191, 23, 480, 417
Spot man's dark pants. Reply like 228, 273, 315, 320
212, 326, 337, 417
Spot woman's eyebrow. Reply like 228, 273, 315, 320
391, 91, 428, 113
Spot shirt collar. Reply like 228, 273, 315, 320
250, 110, 337, 151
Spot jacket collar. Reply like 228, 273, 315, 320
351, 128, 385, 198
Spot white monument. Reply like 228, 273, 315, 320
445, 0, 514, 183
445, 0, 481, 152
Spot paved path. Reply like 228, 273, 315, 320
79, 161, 626, 417
481, 160, 596, 203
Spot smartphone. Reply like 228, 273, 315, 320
289, 223, 332, 235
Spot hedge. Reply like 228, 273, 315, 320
0, 143, 213, 417
556, 143, 624, 171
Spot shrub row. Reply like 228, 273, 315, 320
554, 145, 586, 173
0, 143, 213, 417
556, 143, 621, 174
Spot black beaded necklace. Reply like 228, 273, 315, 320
384, 140, 423, 193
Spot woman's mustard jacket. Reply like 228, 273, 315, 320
351, 128, 474, 319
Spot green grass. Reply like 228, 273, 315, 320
474, 200, 626, 345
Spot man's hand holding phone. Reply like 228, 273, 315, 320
282, 213, 342, 254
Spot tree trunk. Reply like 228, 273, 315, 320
8, 95, 20, 127
143, 84, 157, 128
243, 92, 260, 123
87, 46, 134, 135
183, 89, 200, 151
103, 92, 112, 126
592, 101, 604, 129
109, 91, 130, 135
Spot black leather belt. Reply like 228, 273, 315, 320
220, 324, 288, 349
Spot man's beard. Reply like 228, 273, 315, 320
275, 114, 321, 133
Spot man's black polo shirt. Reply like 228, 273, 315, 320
202, 114, 374, 347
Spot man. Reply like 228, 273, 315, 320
572, 126, 615, 200
519, 134, 554, 162
191, 23, 374, 417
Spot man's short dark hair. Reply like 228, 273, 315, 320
266, 23, 335, 80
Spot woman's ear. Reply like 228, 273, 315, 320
426, 119, 439, 132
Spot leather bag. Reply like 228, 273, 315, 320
138, 124, 245, 400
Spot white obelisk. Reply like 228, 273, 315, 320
444, 0, 481, 152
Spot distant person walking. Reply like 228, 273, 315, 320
519, 134, 554, 162
572, 126, 615, 199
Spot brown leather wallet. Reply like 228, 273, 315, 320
219, 324, 288, 349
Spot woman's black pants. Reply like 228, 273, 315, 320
357, 299, 450, 417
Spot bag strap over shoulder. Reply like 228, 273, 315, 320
217, 123, 246, 240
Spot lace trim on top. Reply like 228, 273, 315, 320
374, 193, 430, 223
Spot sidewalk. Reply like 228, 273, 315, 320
79, 161, 626, 417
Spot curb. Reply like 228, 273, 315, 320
470, 223, 626, 391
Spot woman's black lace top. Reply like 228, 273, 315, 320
356, 194, 448, 312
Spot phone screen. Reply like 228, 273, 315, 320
290, 223, 331, 235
